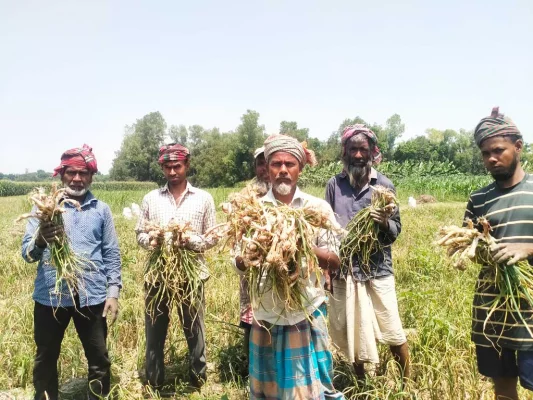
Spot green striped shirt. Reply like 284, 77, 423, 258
465, 173, 533, 350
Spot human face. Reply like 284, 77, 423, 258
343, 134, 372, 188
480, 136, 522, 182
255, 154, 269, 183
61, 167, 93, 198
345, 134, 371, 166
268, 152, 301, 196
162, 160, 189, 186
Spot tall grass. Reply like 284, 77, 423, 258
1, 188, 527, 399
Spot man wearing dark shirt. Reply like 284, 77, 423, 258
326, 125, 410, 382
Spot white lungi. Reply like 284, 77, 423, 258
329, 274, 406, 364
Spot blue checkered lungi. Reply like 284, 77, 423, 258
249, 303, 345, 399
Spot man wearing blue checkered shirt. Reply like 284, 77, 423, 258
21, 145, 122, 400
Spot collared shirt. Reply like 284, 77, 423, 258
135, 181, 217, 279
21, 191, 122, 308
325, 168, 401, 282
234, 187, 341, 326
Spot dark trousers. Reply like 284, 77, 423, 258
33, 301, 110, 400
145, 283, 206, 387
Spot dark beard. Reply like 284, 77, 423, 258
491, 154, 519, 182
344, 159, 372, 189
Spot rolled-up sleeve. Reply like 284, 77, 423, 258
101, 205, 122, 298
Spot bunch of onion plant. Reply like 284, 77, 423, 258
142, 220, 203, 322
339, 185, 398, 276
17, 183, 87, 301
437, 217, 533, 338
219, 185, 339, 315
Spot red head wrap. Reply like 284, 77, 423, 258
53, 144, 98, 177
158, 143, 190, 164
341, 124, 382, 164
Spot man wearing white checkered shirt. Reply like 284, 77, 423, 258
135, 143, 217, 392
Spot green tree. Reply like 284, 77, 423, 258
452, 129, 485, 174
168, 124, 188, 146
36, 170, 49, 180
190, 128, 242, 187
382, 114, 405, 159
319, 131, 342, 164
394, 136, 437, 162
279, 121, 310, 142
110, 111, 167, 182
232, 110, 266, 182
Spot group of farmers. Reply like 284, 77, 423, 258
22, 106, 531, 400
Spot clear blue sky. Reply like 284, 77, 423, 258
1, 0, 531, 174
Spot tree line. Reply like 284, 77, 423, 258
3, 110, 531, 185
108, 110, 533, 187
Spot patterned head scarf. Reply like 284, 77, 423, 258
341, 124, 382, 164
263, 134, 317, 167
158, 143, 190, 164
53, 144, 98, 176
474, 106, 521, 147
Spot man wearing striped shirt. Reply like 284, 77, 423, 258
135, 143, 217, 392
466, 107, 533, 399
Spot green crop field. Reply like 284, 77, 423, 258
0, 187, 527, 399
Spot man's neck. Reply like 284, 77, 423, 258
168, 180, 188, 198
272, 187, 297, 205
496, 166, 526, 189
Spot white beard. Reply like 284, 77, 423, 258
66, 186, 89, 197
273, 182, 292, 196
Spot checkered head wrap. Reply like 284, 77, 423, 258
263, 134, 317, 167
52, 144, 98, 176
341, 124, 382, 164
158, 143, 190, 164
474, 106, 521, 147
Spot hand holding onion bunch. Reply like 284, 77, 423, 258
142, 219, 203, 321
220, 187, 339, 314
437, 217, 533, 337
17, 183, 88, 300
339, 185, 398, 275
